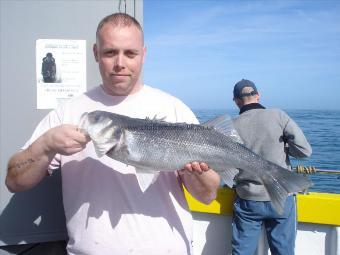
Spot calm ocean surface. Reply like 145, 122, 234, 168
193, 109, 340, 194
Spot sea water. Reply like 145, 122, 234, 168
194, 109, 340, 194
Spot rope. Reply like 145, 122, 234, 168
295, 166, 340, 174
296, 165, 316, 174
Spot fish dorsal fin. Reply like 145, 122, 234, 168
135, 169, 160, 192
220, 168, 239, 188
146, 114, 166, 122
202, 114, 243, 144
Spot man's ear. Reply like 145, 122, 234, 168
234, 98, 243, 109
142, 46, 147, 64
256, 92, 261, 102
93, 44, 99, 62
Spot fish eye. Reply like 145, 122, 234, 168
113, 128, 122, 139
94, 114, 102, 122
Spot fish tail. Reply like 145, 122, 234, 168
262, 164, 313, 214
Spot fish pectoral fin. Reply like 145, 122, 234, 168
135, 169, 160, 192
92, 139, 116, 158
220, 168, 239, 188
202, 114, 243, 144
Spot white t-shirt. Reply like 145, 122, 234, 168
24, 85, 198, 255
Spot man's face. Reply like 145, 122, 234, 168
93, 24, 146, 96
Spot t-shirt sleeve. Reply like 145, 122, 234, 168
172, 98, 199, 125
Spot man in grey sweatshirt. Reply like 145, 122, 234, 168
231, 79, 312, 255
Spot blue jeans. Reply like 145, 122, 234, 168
231, 195, 296, 255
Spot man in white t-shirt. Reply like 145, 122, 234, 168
6, 13, 220, 255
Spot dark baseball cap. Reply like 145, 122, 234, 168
233, 79, 258, 99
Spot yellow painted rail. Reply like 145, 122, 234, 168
296, 192, 340, 225
184, 187, 340, 226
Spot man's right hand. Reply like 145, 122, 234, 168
42, 124, 91, 156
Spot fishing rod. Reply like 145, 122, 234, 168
283, 136, 340, 175
294, 165, 340, 175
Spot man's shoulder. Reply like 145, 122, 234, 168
265, 109, 293, 129
266, 108, 285, 113
143, 85, 190, 108
54, 86, 101, 114
249, 108, 287, 117
265, 108, 290, 121
143, 85, 180, 100
234, 108, 288, 124
143, 85, 197, 123
67, 86, 101, 104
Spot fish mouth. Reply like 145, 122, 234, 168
78, 112, 90, 134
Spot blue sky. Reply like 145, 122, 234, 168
143, 0, 340, 110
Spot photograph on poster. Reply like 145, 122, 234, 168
41, 52, 58, 83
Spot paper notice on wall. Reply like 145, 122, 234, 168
36, 39, 86, 109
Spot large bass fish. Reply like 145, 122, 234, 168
80, 110, 312, 214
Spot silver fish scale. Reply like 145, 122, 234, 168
112, 121, 263, 173
85, 110, 273, 175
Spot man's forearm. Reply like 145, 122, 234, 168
6, 136, 56, 192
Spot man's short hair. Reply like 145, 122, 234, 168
233, 79, 258, 99
96, 13, 143, 42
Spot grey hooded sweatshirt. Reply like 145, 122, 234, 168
232, 103, 312, 201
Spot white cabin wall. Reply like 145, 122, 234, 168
192, 212, 340, 255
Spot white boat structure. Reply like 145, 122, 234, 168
185, 187, 340, 255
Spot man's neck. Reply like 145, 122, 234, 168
101, 83, 144, 96
239, 102, 265, 114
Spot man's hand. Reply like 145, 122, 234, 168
179, 161, 220, 205
43, 124, 91, 156
181, 161, 211, 175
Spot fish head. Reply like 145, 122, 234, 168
80, 111, 124, 157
